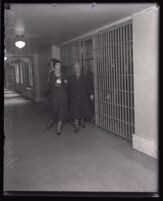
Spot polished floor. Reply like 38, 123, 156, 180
4, 89, 158, 192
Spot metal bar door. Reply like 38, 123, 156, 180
94, 21, 134, 140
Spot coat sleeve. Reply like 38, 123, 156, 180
46, 72, 53, 96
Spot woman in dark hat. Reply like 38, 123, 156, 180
46, 58, 69, 135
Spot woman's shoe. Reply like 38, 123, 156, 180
46, 120, 54, 129
56, 127, 62, 136
57, 131, 61, 136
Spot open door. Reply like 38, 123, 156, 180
94, 21, 135, 141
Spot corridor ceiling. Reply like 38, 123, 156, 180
4, 3, 156, 55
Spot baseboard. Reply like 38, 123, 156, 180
133, 135, 158, 159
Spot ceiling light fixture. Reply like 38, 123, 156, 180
4, 56, 7, 61
15, 35, 25, 49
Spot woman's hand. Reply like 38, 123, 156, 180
90, 94, 94, 100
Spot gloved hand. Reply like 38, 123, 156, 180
90, 94, 94, 100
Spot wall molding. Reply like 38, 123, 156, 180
133, 134, 158, 159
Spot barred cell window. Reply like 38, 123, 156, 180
95, 21, 134, 141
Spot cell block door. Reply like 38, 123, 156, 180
94, 21, 135, 140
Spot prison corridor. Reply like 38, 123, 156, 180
3, 89, 157, 192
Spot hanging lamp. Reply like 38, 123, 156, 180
15, 35, 25, 48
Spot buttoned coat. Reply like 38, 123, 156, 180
68, 74, 93, 119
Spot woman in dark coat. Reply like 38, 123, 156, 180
46, 58, 68, 135
68, 62, 94, 132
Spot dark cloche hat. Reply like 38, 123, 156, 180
51, 58, 61, 66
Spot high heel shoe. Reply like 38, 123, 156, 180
56, 127, 62, 136
56, 122, 63, 135
46, 120, 54, 129
57, 131, 61, 136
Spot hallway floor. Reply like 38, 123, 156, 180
4, 89, 158, 192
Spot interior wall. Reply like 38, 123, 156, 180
132, 7, 159, 158
4, 63, 16, 89
37, 45, 52, 101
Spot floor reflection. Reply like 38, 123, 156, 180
4, 89, 31, 106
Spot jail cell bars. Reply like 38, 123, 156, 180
60, 41, 80, 76
60, 39, 93, 75
95, 21, 134, 140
